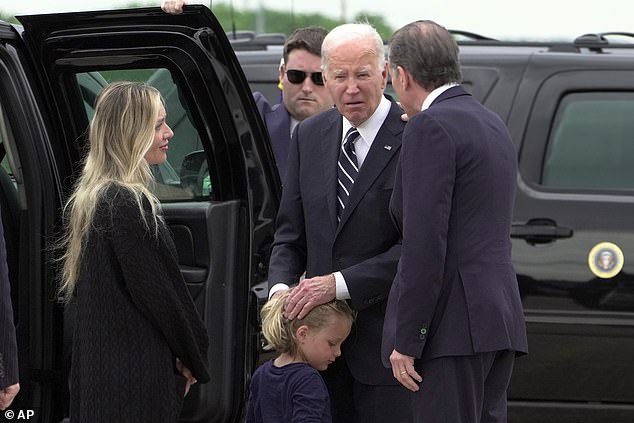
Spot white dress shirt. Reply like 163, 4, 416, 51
421, 83, 459, 111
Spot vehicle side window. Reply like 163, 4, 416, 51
0, 110, 13, 184
0, 98, 21, 312
542, 92, 634, 190
76, 69, 212, 201
0, 102, 20, 206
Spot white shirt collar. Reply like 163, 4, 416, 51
342, 95, 391, 146
290, 117, 300, 136
421, 83, 459, 111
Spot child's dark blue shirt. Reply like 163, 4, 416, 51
246, 360, 331, 423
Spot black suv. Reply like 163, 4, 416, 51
462, 34, 634, 423
2, 4, 634, 422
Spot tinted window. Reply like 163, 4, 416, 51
76, 69, 211, 201
542, 92, 634, 190
0, 96, 21, 319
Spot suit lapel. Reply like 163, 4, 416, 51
337, 102, 404, 231
320, 112, 343, 232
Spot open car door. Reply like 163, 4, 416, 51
6, 6, 279, 422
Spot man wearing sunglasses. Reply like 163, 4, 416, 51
253, 26, 334, 179
161, 1, 333, 180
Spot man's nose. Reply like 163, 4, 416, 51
301, 78, 314, 92
344, 78, 359, 94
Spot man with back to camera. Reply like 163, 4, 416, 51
161, 0, 334, 179
382, 20, 528, 422
0, 207, 19, 411
268, 23, 415, 423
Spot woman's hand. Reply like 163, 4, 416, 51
0, 383, 20, 410
176, 358, 198, 396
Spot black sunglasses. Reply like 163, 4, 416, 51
286, 69, 324, 86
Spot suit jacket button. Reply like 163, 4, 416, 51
419, 327, 427, 340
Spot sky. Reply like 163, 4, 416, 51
2, 0, 634, 41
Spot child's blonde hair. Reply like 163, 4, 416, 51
261, 291, 354, 357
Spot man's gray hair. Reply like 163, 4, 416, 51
321, 23, 385, 73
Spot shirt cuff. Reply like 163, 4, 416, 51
269, 283, 290, 299
334, 271, 350, 300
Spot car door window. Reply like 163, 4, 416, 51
542, 92, 634, 190
0, 100, 20, 305
0, 104, 18, 190
76, 68, 211, 201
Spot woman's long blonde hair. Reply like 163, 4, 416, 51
58, 81, 164, 302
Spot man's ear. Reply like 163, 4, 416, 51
380, 60, 389, 88
397, 65, 410, 90
278, 63, 286, 90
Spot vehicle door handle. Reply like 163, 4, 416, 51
511, 218, 573, 244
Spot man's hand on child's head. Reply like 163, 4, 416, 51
284, 274, 336, 320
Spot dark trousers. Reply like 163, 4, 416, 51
322, 356, 416, 423
412, 350, 515, 423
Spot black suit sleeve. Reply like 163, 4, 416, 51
0, 209, 18, 389
267, 125, 308, 289
253, 91, 271, 120
394, 114, 455, 357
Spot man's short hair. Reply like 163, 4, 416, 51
283, 26, 328, 64
389, 20, 462, 91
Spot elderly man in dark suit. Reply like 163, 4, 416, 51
254, 26, 333, 179
382, 20, 528, 422
0, 210, 19, 411
268, 23, 414, 423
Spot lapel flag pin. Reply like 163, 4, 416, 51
384, 145, 392, 150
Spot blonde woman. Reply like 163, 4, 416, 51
59, 81, 209, 423
246, 292, 353, 423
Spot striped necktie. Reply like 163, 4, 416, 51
337, 127, 360, 221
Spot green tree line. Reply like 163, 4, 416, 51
0, 2, 394, 40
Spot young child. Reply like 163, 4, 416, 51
246, 291, 354, 423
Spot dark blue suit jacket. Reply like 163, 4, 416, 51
0, 208, 18, 390
382, 86, 528, 365
254, 91, 292, 180
269, 100, 405, 385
